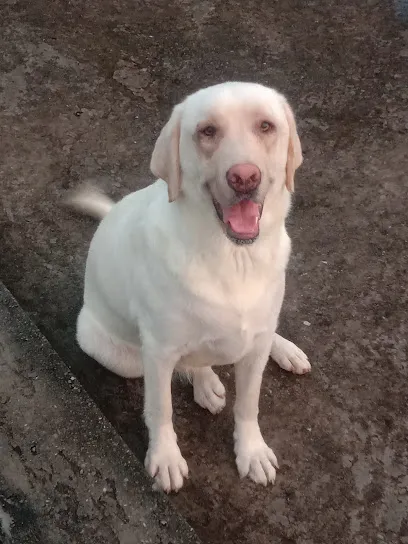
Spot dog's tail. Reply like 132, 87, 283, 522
65, 185, 114, 221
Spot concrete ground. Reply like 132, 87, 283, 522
0, 1, 407, 543
0, 283, 200, 544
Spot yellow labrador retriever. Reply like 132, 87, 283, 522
70, 82, 311, 493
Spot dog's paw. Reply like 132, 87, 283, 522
193, 368, 226, 414
145, 440, 189, 493
235, 435, 278, 486
270, 335, 311, 375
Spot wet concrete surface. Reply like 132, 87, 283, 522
0, 283, 200, 544
0, 1, 407, 543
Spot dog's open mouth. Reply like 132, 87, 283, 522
213, 198, 262, 244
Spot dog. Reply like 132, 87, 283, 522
69, 82, 311, 493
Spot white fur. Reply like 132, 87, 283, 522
71, 82, 311, 493
66, 185, 114, 220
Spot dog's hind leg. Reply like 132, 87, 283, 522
77, 306, 144, 378
270, 333, 311, 375
192, 367, 226, 414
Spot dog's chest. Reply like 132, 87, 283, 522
179, 275, 281, 367
167, 242, 288, 367
178, 305, 272, 369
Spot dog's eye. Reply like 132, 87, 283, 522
260, 121, 274, 132
201, 125, 217, 137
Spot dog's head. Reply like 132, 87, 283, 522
150, 82, 302, 244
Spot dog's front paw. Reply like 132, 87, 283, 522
234, 426, 278, 486
145, 437, 189, 493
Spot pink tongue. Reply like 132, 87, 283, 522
222, 200, 260, 236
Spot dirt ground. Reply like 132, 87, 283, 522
1, 1, 407, 543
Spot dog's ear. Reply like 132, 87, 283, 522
150, 104, 183, 203
282, 100, 302, 193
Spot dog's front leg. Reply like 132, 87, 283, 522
143, 353, 188, 493
234, 343, 278, 486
